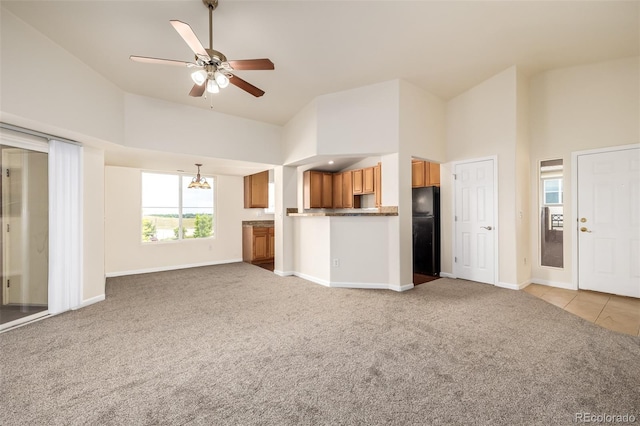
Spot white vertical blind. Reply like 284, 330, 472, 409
48, 140, 83, 314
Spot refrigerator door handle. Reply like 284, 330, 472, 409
480, 226, 493, 230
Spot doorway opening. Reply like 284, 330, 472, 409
0, 145, 49, 326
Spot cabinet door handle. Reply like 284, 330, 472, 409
480, 226, 493, 231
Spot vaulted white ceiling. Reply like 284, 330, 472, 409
3, 0, 638, 127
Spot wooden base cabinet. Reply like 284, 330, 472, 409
243, 226, 274, 264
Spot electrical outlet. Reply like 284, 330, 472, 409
332, 258, 340, 267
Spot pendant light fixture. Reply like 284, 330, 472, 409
187, 163, 211, 189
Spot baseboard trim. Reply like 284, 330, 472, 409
530, 279, 576, 290
293, 272, 331, 287
76, 294, 105, 309
331, 282, 389, 290
497, 280, 531, 290
273, 270, 294, 277
105, 259, 243, 278
389, 283, 415, 292
439, 272, 456, 279
291, 272, 414, 292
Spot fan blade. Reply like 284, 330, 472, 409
226, 59, 275, 71
189, 83, 206, 97
130, 55, 194, 67
228, 74, 265, 97
170, 20, 211, 61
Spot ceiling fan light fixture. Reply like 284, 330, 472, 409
206, 79, 220, 93
214, 71, 229, 88
191, 70, 207, 86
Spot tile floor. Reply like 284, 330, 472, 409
524, 284, 640, 337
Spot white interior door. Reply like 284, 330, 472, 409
577, 147, 640, 297
454, 159, 496, 284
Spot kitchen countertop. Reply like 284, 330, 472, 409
242, 220, 275, 227
286, 206, 398, 217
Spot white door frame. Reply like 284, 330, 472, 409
571, 143, 640, 291
451, 155, 499, 285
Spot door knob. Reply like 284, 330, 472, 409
480, 226, 493, 230
580, 227, 592, 233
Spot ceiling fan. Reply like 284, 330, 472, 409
130, 0, 274, 98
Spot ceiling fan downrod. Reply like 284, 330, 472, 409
203, 0, 218, 50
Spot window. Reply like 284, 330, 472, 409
543, 178, 563, 205
141, 172, 214, 242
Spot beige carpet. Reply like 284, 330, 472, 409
1, 262, 638, 425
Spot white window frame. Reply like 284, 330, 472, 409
542, 178, 563, 205
141, 171, 215, 243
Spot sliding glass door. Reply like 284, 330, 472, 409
0, 144, 49, 326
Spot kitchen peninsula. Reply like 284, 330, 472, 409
286, 205, 406, 292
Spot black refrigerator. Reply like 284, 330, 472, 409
412, 186, 441, 276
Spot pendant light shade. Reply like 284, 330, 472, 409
187, 163, 211, 189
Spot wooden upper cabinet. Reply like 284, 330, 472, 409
429, 163, 441, 187
322, 173, 333, 208
304, 170, 323, 209
363, 167, 375, 194
304, 170, 333, 209
244, 170, 269, 208
411, 160, 440, 187
342, 170, 354, 208
332, 172, 344, 208
411, 161, 426, 187
352, 169, 363, 194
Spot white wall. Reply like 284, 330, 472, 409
274, 166, 297, 275
104, 166, 270, 275
124, 94, 282, 166
0, 9, 124, 146
444, 66, 520, 286
399, 80, 447, 163
316, 80, 400, 156
282, 101, 319, 165
292, 217, 331, 284
82, 146, 106, 302
330, 217, 390, 286
515, 70, 531, 286
528, 56, 640, 287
